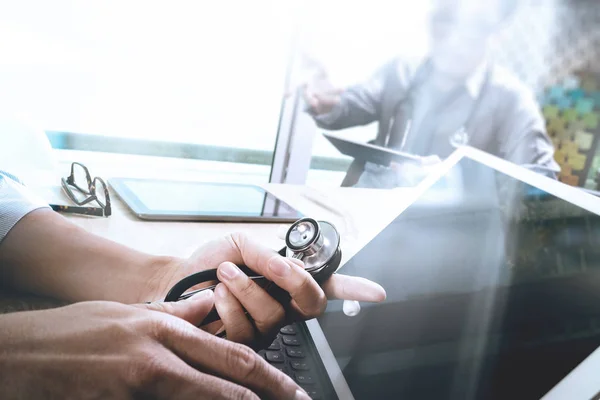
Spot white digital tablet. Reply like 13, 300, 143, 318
109, 178, 303, 222
323, 132, 423, 165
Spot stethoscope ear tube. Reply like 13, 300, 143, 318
164, 264, 257, 302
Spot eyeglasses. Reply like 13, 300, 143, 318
50, 162, 112, 217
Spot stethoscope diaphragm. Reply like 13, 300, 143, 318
285, 218, 341, 278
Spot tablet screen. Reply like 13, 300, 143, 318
110, 179, 303, 221
318, 157, 600, 399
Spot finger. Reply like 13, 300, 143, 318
321, 274, 387, 302
313, 92, 341, 106
322, 95, 342, 108
140, 350, 260, 400
263, 257, 327, 319
306, 93, 320, 110
217, 262, 285, 335
218, 232, 312, 284
287, 257, 304, 268
302, 84, 319, 108
262, 258, 326, 316
201, 319, 225, 335
214, 283, 255, 344
189, 232, 278, 273
285, 80, 308, 99
137, 290, 215, 326
161, 328, 307, 400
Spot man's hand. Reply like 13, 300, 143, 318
287, 53, 343, 115
304, 78, 344, 116
303, 68, 344, 115
0, 293, 310, 400
148, 233, 386, 344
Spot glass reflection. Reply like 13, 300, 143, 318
318, 157, 600, 399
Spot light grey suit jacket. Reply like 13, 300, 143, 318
312, 58, 560, 187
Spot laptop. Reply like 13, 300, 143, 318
257, 146, 600, 400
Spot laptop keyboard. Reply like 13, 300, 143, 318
258, 323, 323, 399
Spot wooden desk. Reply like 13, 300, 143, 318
33, 180, 416, 266
23, 152, 418, 263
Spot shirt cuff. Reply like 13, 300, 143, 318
0, 174, 50, 244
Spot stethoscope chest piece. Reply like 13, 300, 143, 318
284, 218, 341, 283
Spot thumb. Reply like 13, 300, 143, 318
136, 290, 215, 326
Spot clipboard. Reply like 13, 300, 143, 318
323, 132, 423, 166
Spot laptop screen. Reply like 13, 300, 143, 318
317, 156, 600, 400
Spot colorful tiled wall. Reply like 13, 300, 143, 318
492, 1, 599, 94
541, 73, 600, 189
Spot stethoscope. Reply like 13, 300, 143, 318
383, 60, 491, 154
163, 217, 343, 325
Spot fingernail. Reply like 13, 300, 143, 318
219, 263, 240, 280
294, 389, 311, 400
368, 282, 387, 302
190, 290, 213, 301
214, 283, 227, 298
269, 257, 291, 277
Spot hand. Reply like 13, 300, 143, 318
0, 293, 310, 400
303, 65, 344, 115
286, 52, 343, 115
303, 75, 344, 115
149, 233, 386, 345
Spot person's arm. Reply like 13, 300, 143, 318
1, 173, 149, 303
305, 60, 398, 131
0, 207, 172, 304
0, 176, 386, 343
496, 87, 561, 177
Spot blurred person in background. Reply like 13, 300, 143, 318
304, 0, 559, 188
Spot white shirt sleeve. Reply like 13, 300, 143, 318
0, 171, 50, 244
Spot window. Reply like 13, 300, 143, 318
0, 1, 295, 183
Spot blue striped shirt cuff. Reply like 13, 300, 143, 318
0, 171, 50, 244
